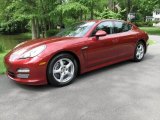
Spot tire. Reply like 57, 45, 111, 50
47, 53, 78, 87
133, 41, 145, 62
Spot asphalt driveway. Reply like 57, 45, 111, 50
0, 35, 160, 120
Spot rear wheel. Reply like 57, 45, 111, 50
133, 41, 145, 62
47, 53, 78, 87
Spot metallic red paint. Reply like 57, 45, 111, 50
4, 20, 148, 85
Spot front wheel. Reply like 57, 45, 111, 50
133, 41, 145, 62
47, 53, 78, 87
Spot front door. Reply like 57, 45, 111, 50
84, 21, 118, 68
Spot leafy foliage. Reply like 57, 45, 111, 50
0, 0, 160, 38
55, 2, 88, 20
96, 8, 126, 19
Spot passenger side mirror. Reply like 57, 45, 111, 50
95, 30, 107, 38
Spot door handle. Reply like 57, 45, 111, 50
81, 46, 88, 50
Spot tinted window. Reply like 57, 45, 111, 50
91, 21, 114, 36
114, 21, 132, 33
56, 22, 96, 37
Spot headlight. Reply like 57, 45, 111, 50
20, 45, 46, 59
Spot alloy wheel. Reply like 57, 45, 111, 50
53, 58, 75, 83
136, 43, 145, 60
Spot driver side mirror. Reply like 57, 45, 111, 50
95, 30, 107, 37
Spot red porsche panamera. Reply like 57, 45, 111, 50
4, 20, 148, 86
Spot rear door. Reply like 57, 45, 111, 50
113, 21, 138, 58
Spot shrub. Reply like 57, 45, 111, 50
64, 18, 75, 27
46, 29, 60, 37
133, 21, 153, 27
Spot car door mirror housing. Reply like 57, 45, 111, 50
95, 30, 107, 37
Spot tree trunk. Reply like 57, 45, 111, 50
35, 18, 40, 38
21, 22, 23, 33
127, 0, 131, 13
90, 1, 94, 20
126, 0, 131, 20
60, 0, 63, 26
42, 19, 47, 38
80, 9, 83, 21
108, 0, 113, 10
31, 18, 37, 39
48, 19, 51, 30
113, 2, 116, 12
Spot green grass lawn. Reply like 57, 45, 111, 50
147, 39, 156, 45
0, 51, 8, 74
0, 33, 31, 74
0, 33, 31, 50
140, 27, 160, 35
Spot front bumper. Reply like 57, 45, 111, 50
4, 56, 48, 85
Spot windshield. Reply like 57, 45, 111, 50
56, 22, 96, 37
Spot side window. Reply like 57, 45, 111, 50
91, 21, 114, 36
128, 24, 132, 30
114, 21, 132, 33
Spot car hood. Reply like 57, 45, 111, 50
6, 37, 79, 60
14, 37, 78, 51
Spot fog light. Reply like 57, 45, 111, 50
17, 68, 30, 73
17, 74, 30, 79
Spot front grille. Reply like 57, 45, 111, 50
8, 71, 15, 78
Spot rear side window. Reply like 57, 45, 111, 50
114, 21, 132, 33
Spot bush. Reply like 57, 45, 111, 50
64, 18, 75, 27
133, 21, 153, 27
46, 29, 60, 37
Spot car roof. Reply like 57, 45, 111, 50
86, 19, 126, 23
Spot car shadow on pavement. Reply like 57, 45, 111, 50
13, 60, 133, 91
11, 81, 54, 91
143, 53, 155, 60
75, 60, 132, 82
76, 53, 154, 82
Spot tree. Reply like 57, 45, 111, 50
96, 8, 126, 19
0, 0, 60, 39
55, 1, 88, 21
0, 0, 159, 39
